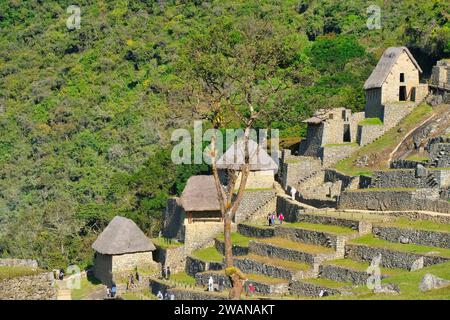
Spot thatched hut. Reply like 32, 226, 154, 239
179, 175, 223, 251
92, 216, 157, 286
216, 139, 278, 189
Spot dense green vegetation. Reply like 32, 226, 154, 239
0, 0, 448, 269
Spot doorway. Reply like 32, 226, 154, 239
343, 124, 351, 142
399, 86, 407, 101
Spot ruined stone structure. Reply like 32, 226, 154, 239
92, 216, 158, 286
431, 59, 450, 91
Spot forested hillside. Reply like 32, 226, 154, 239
0, 0, 448, 269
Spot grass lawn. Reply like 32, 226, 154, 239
216, 232, 253, 247
191, 246, 223, 262
246, 273, 289, 284
151, 237, 184, 249
122, 290, 157, 300
379, 217, 450, 233
334, 103, 433, 176
71, 275, 103, 300
359, 118, 383, 126
170, 272, 196, 286
405, 154, 430, 162
349, 234, 450, 258
282, 221, 357, 235
257, 237, 334, 254
0, 266, 41, 281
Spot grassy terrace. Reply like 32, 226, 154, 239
170, 272, 196, 286
151, 237, 184, 250
257, 237, 335, 254
306, 210, 391, 223
300, 277, 353, 289
378, 217, 450, 233
216, 232, 253, 247
0, 266, 41, 281
359, 117, 383, 126
191, 247, 223, 262
323, 258, 404, 276
334, 103, 433, 176
323, 142, 359, 148
204, 270, 288, 284
240, 253, 311, 271
282, 221, 358, 235
327, 261, 450, 300
349, 234, 450, 258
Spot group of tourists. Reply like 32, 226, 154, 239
267, 212, 284, 226
156, 290, 174, 300
106, 283, 117, 298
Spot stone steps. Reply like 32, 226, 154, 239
195, 270, 289, 295
290, 278, 353, 297
233, 254, 314, 280
248, 237, 339, 266
274, 223, 359, 250
346, 235, 450, 270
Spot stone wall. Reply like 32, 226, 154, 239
382, 103, 415, 129
299, 124, 324, 157
391, 159, 428, 169
325, 169, 361, 191
0, 272, 56, 300
319, 264, 388, 286
154, 245, 186, 273
321, 144, 358, 167
429, 142, 450, 168
0, 258, 38, 268
214, 239, 249, 256
338, 189, 450, 213
290, 280, 343, 297
163, 197, 185, 240
183, 219, 224, 253
279, 152, 322, 189
276, 195, 306, 223
234, 190, 276, 223
237, 223, 275, 238
372, 225, 450, 249
234, 170, 275, 190
345, 243, 449, 269
112, 251, 157, 272
357, 124, 386, 146
185, 256, 223, 277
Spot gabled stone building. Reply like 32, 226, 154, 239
92, 216, 157, 286
364, 46, 428, 121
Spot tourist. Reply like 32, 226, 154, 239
162, 266, 167, 279
136, 270, 141, 283
208, 276, 214, 292
170, 294, 175, 300
111, 284, 117, 298
248, 283, 255, 297
291, 187, 296, 200
166, 266, 171, 280
59, 268, 65, 280
271, 213, 276, 226
267, 213, 272, 226
129, 274, 135, 288
156, 290, 163, 300
278, 212, 285, 225
106, 287, 111, 298
218, 278, 224, 292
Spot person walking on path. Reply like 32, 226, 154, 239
278, 213, 285, 225
157, 291, 163, 300
166, 266, 171, 280
270, 213, 276, 226
267, 213, 272, 226
111, 284, 117, 298
290, 187, 296, 200
248, 283, 255, 297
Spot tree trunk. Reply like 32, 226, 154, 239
228, 273, 245, 300
223, 213, 233, 267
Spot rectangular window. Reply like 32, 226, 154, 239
400, 73, 405, 82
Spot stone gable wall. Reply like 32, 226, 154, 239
321, 144, 358, 167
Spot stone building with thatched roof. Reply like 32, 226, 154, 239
92, 216, 158, 286
216, 138, 278, 190
178, 175, 224, 251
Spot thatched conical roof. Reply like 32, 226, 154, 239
216, 139, 278, 171
180, 175, 220, 212
92, 216, 155, 255
364, 47, 422, 90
